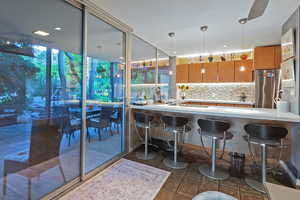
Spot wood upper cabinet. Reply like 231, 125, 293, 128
274, 45, 282, 68
202, 62, 218, 82
218, 61, 235, 82
188, 63, 202, 82
176, 64, 189, 83
254, 45, 281, 69
234, 60, 253, 82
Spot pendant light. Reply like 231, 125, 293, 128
168, 32, 175, 75
238, 18, 248, 72
200, 25, 208, 74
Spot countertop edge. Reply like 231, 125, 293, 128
182, 99, 255, 105
130, 105, 300, 123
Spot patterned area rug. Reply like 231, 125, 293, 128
60, 159, 171, 200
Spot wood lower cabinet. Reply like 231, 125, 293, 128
176, 64, 189, 83
201, 103, 217, 106
236, 104, 254, 108
218, 61, 235, 82
188, 63, 202, 82
202, 62, 218, 82
217, 103, 236, 107
234, 60, 253, 82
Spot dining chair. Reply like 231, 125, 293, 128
2, 118, 67, 200
87, 105, 115, 142
53, 105, 81, 146
110, 106, 122, 135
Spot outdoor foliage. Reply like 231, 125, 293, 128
0, 45, 120, 113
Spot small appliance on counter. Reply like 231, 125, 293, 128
276, 100, 290, 113
255, 69, 280, 108
166, 98, 177, 106
131, 100, 148, 106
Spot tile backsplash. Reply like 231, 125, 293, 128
177, 83, 255, 102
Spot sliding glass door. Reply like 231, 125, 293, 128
0, 0, 131, 198
0, 0, 82, 199
85, 12, 125, 173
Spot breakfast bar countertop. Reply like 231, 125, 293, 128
182, 99, 255, 105
130, 104, 300, 123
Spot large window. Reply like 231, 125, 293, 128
131, 36, 156, 85
131, 36, 157, 101
0, 0, 167, 199
85, 12, 125, 173
158, 50, 170, 100
130, 36, 170, 102
0, 0, 82, 199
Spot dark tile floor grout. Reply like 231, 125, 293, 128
124, 148, 275, 200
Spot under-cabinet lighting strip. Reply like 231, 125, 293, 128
131, 83, 168, 87
131, 57, 169, 64
131, 82, 254, 87
178, 48, 253, 58
177, 82, 255, 86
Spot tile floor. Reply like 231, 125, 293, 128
123, 146, 289, 200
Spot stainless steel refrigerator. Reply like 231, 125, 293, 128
255, 69, 280, 108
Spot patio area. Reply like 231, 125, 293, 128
0, 122, 122, 200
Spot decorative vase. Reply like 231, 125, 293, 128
208, 56, 214, 62
240, 54, 248, 60
221, 56, 226, 62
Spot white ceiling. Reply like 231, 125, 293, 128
93, 0, 300, 56
0, 0, 125, 62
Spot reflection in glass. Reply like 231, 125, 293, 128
85, 13, 125, 173
0, 0, 82, 199
131, 36, 157, 102
158, 50, 170, 100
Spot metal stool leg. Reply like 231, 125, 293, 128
136, 126, 156, 160
198, 137, 229, 180
163, 130, 188, 169
245, 144, 267, 193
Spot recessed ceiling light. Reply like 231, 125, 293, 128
173, 51, 177, 54
223, 45, 228, 48
54, 27, 62, 31
33, 30, 50, 36
119, 56, 124, 60
6, 41, 11, 45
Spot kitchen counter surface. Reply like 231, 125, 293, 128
182, 99, 255, 105
130, 104, 300, 123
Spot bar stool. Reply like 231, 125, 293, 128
243, 123, 288, 193
197, 119, 232, 180
134, 112, 157, 160
161, 115, 189, 169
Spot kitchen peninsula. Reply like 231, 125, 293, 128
130, 103, 300, 187
130, 104, 300, 123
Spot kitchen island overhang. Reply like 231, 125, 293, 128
130, 104, 300, 123
129, 104, 300, 186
